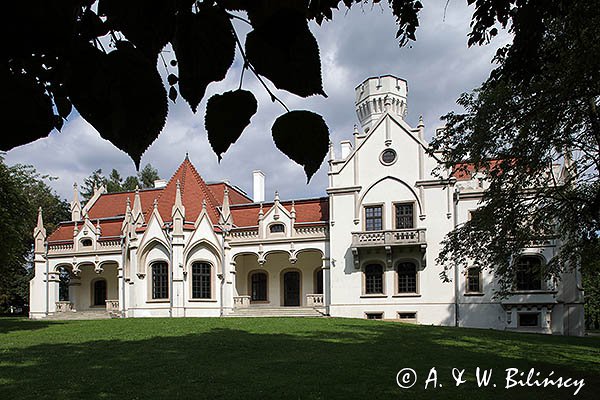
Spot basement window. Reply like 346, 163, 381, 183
366, 312, 384, 320
398, 312, 417, 323
518, 313, 540, 327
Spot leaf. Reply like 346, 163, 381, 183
3, 72, 55, 151
66, 43, 167, 168
272, 110, 329, 182
98, 0, 176, 59
172, 6, 236, 113
205, 90, 258, 161
246, 9, 326, 98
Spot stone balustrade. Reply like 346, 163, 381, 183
48, 242, 74, 252
294, 225, 328, 237
229, 229, 259, 240
105, 299, 119, 312
98, 239, 121, 249
352, 228, 426, 247
56, 301, 75, 312
233, 295, 251, 308
306, 294, 324, 307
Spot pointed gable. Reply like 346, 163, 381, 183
144, 157, 221, 225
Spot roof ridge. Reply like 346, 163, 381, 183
143, 158, 187, 219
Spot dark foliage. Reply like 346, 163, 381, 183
272, 110, 329, 182
172, 4, 236, 112
4, 0, 427, 182
205, 90, 258, 160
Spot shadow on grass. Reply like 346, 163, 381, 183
0, 317, 63, 334
0, 318, 598, 400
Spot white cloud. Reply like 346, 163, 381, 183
5, 2, 509, 204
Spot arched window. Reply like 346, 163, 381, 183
397, 262, 417, 293
80, 238, 92, 247
515, 256, 543, 291
192, 262, 212, 299
365, 264, 383, 294
58, 266, 70, 301
151, 262, 169, 299
269, 223, 285, 233
250, 271, 268, 302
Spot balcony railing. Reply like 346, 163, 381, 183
306, 294, 324, 307
352, 228, 426, 247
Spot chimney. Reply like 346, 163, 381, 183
340, 140, 353, 159
154, 179, 167, 188
252, 170, 265, 203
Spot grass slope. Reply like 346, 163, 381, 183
1, 317, 598, 399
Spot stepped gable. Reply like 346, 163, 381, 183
144, 157, 221, 225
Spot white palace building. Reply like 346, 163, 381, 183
29, 75, 584, 335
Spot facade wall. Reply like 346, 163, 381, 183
28, 75, 584, 336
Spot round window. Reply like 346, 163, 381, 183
381, 149, 397, 165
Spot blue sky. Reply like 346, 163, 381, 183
6, 2, 506, 203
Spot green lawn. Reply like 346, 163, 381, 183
1, 317, 598, 399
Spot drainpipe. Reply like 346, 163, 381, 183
453, 186, 460, 327
120, 235, 126, 316
219, 231, 225, 317
166, 225, 173, 318
45, 243, 49, 317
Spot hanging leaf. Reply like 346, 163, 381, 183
66, 43, 167, 169
3, 72, 55, 151
272, 110, 329, 182
205, 90, 258, 161
246, 9, 326, 98
172, 6, 236, 113
98, 0, 176, 60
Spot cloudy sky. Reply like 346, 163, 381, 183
6, 2, 507, 204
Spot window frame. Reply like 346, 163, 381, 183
393, 202, 415, 230
514, 255, 544, 292
363, 263, 385, 295
396, 261, 418, 294
248, 270, 269, 303
268, 223, 285, 234
365, 312, 384, 320
465, 267, 483, 294
150, 261, 169, 301
191, 261, 213, 300
517, 312, 541, 328
363, 203, 384, 232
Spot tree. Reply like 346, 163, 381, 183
106, 168, 123, 193
123, 175, 140, 191
138, 163, 160, 188
80, 169, 107, 201
428, 0, 600, 296
0, 155, 70, 312
4, 0, 425, 181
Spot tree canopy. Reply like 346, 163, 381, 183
429, 0, 600, 294
0, 156, 70, 311
80, 164, 161, 201
3, 0, 428, 182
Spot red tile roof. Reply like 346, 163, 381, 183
48, 158, 329, 240
144, 157, 221, 224
207, 182, 252, 204
87, 188, 161, 219
229, 198, 329, 227
451, 160, 507, 181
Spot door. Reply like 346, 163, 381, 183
283, 271, 300, 306
93, 279, 107, 306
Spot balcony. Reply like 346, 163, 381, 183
351, 229, 426, 269
351, 228, 426, 248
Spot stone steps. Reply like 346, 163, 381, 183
226, 307, 326, 318
44, 311, 114, 320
